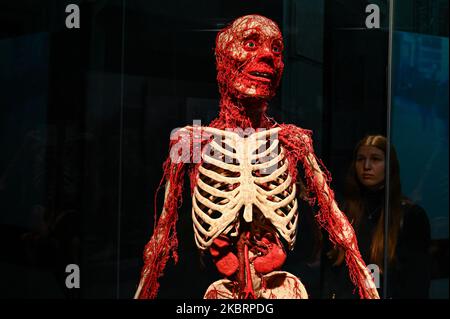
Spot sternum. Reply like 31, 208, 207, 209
238, 144, 257, 222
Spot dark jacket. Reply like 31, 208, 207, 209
321, 188, 431, 299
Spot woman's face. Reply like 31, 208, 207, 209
355, 145, 385, 190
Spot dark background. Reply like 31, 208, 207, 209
0, 0, 447, 298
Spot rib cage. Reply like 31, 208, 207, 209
192, 127, 299, 250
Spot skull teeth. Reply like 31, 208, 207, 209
250, 72, 271, 79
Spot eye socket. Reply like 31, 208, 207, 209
271, 40, 283, 54
272, 44, 282, 54
244, 40, 257, 51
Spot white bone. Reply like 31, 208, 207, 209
192, 127, 298, 250
203, 271, 308, 299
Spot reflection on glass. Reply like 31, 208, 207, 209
324, 135, 431, 298
392, 0, 449, 299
